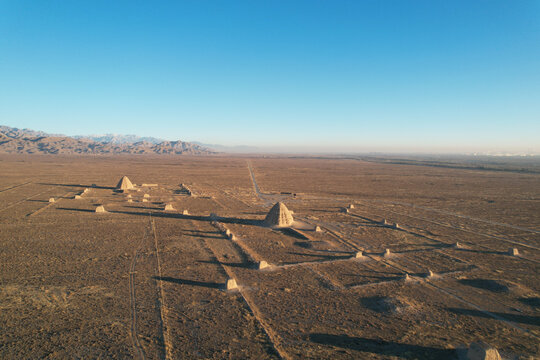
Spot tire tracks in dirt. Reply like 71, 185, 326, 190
349, 204, 540, 255
25, 190, 77, 217
0, 181, 32, 193
150, 215, 173, 360
193, 219, 287, 360
198, 169, 540, 350
380, 199, 540, 235
0, 186, 56, 213
129, 223, 149, 360
367, 245, 540, 339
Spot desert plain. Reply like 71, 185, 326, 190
0, 154, 538, 359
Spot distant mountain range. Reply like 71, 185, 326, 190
0, 126, 65, 139
73, 133, 166, 145
0, 125, 216, 155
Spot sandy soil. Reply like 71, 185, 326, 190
0, 154, 538, 359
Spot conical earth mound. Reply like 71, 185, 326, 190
264, 202, 294, 227
115, 176, 134, 191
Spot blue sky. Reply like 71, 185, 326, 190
1, 1, 539, 153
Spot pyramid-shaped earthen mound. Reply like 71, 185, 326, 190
264, 202, 294, 227
115, 176, 134, 191
164, 204, 175, 211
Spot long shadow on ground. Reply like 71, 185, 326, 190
57, 207, 264, 226
113, 209, 263, 226
153, 276, 222, 289
287, 251, 352, 261
197, 259, 254, 269
309, 333, 456, 359
39, 183, 115, 190
341, 273, 403, 282
458, 279, 509, 293
274, 228, 309, 239
519, 297, 540, 308
454, 248, 507, 255
57, 207, 96, 213
183, 229, 224, 240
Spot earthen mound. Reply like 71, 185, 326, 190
264, 202, 294, 227
115, 176, 134, 191
467, 341, 501, 360
361, 296, 414, 314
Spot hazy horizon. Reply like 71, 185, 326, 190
1, 1, 539, 154
2, 123, 538, 156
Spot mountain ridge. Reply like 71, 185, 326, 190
73, 133, 166, 144
0, 125, 216, 155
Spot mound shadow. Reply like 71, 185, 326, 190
294, 241, 313, 249
343, 269, 404, 282
519, 297, 540, 308
197, 259, 254, 269
454, 248, 506, 255
153, 276, 222, 289
286, 251, 351, 261
125, 205, 164, 210
360, 296, 407, 314
39, 182, 115, 190
111, 209, 264, 226
458, 279, 509, 293
346, 213, 389, 227
57, 207, 97, 213
183, 230, 224, 240
275, 227, 309, 240
57, 207, 264, 226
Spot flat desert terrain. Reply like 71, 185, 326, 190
0, 154, 538, 359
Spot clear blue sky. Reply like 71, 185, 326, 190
1, 1, 539, 153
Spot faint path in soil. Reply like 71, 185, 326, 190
375, 256, 537, 337
343, 209, 500, 262
0, 186, 55, 213
309, 209, 539, 318
196, 181, 255, 210
425, 281, 539, 340
0, 181, 32, 193
150, 216, 172, 360
212, 172, 352, 292
197, 220, 288, 360
25, 190, 76, 217
321, 205, 540, 336
298, 192, 540, 238
351, 202, 540, 253
246, 160, 282, 207
364, 243, 540, 339
380, 199, 540, 235
246, 161, 264, 200
301, 216, 363, 252
297, 214, 485, 288
129, 224, 148, 360
245, 161, 536, 266
203, 167, 539, 342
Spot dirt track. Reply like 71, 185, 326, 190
0, 154, 538, 359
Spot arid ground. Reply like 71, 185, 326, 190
0, 154, 538, 359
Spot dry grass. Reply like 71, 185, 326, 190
0, 154, 538, 359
